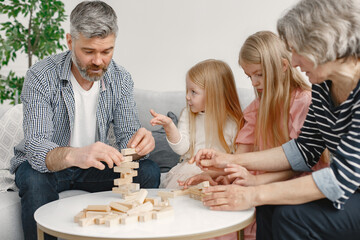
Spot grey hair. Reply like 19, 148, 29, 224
70, 1, 118, 39
277, 0, 360, 66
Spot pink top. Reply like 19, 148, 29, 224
236, 88, 311, 149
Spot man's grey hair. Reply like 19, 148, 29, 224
70, 1, 118, 39
277, 0, 360, 67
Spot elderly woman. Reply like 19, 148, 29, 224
189, 0, 360, 239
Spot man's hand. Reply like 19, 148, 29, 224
46, 141, 123, 172
202, 184, 256, 211
127, 127, 155, 157
70, 141, 123, 170
178, 172, 218, 189
188, 148, 235, 171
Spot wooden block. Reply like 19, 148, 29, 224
152, 207, 174, 220
123, 155, 133, 162
112, 187, 131, 195
144, 197, 160, 206
114, 177, 133, 186
74, 211, 86, 223
119, 161, 139, 169
139, 211, 153, 222
135, 189, 148, 204
114, 167, 133, 174
172, 189, 190, 196
195, 181, 210, 189
120, 214, 139, 224
79, 216, 99, 227
105, 215, 122, 227
121, 148, 136, 155
127, 202, 153, 215
110, 202, 130, 213
86, 205, 111, 212
85, 211, 111, 218
158, 191, 175, 200
120, 171, 137, 179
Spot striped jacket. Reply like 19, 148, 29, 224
283, 80, 360, 209
10, 51, 141, 173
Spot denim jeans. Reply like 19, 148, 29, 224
15, 159, 160, 240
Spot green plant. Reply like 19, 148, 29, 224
0, 0, 67, 104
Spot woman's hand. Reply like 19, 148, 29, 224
224, 164, 257, 186
188, 148, 235, 171
202, 184, 256, 211
178, 172, 218, 189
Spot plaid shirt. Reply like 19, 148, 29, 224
10, 51, 141, 173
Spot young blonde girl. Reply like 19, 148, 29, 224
224, 31, 329, 240
150, 59, 244, 189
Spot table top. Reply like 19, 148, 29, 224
35, 189, 255, 240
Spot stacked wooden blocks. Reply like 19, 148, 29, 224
157, 181, 210, 201
112, 148, 140, 199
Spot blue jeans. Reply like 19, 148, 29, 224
256, 192, 360, 240
15, 159, 160, 240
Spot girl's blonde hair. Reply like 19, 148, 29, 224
239, 31, 311, 149
186, 59, 244, 157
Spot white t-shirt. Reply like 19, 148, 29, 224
69, 73, 100, 147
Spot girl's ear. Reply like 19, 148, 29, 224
282, 58, 289, 72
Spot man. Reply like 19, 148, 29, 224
10, 1, 160, 239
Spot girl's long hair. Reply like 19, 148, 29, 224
239, 31, 310, 149
186, 59, 244, 157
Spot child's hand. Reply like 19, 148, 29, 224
178, 173, 217, 189
224, 164, 257, 186
149, 109, 172, 127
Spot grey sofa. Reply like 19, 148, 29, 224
0, 88, 254, 240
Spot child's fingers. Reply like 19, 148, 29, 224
149, 109, 158, 117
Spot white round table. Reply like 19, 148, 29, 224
35, 190, 255, 240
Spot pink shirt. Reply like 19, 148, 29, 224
236, 88, 311, 148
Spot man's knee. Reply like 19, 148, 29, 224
15, 161, 57, 199
137, 159, 160, 188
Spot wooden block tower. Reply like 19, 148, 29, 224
112, 148, 140, 198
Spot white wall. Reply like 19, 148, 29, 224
1, 0, 299, 92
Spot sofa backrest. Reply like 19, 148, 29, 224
134, 88, 255, 131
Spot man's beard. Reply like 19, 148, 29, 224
71, 52, 108, 82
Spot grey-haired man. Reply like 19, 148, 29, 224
11, 2, 160, 239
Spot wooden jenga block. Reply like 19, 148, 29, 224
120, 215, 138, 224
139, 211, 153, 222
79, 216, 99, 227
172, 189, 190, 196
123, 170, 138, 177
127, 202, 153, 215
121, 148, 136, 155
123, 155, 133, 162
74, 211, 86, 223
152, 207, 174, 220
114, 177, 133, 186
85, 211, 111, 218
112, 187, 131, 195
135, 189, 148, 204
144, 197, 160, 206
195, 181, 210, 189
114, 167, 134, 174
158, 191, 175, 200
105, 215, 122, 227
119, 161, 139, 169
110, 202, 130, 213
86, 205, 111, 212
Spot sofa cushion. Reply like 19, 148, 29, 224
0, 104, 23, 192
149, 111, 180, 173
